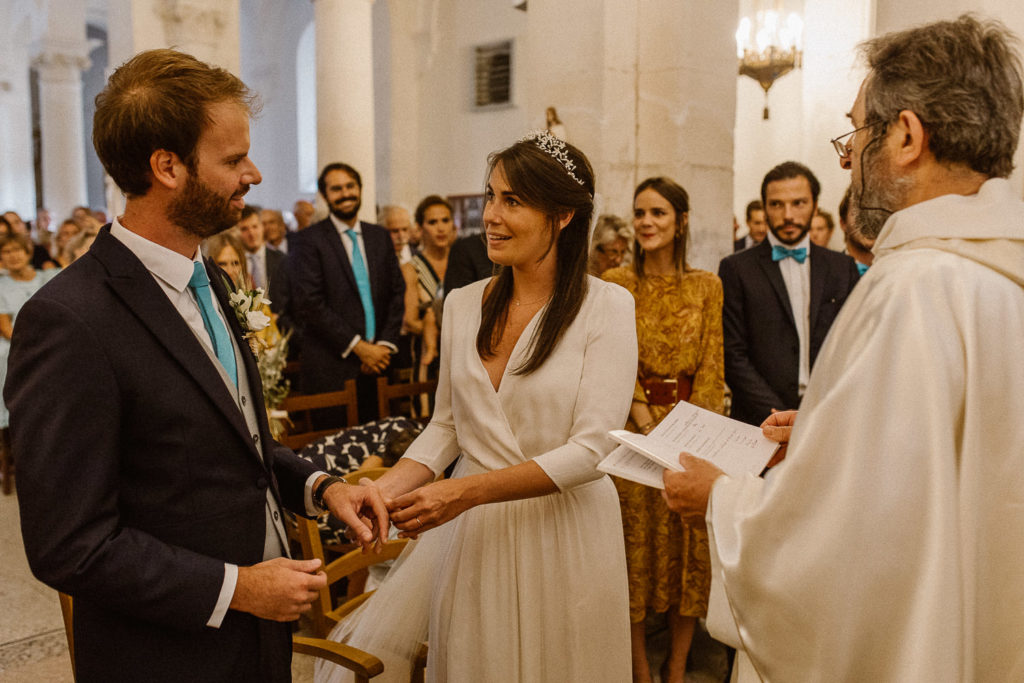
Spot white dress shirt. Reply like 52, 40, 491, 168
766, 230, 811, 396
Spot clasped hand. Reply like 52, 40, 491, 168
386, 479, 470, 539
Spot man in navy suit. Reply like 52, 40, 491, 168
719, 162, 860, 425
290, 163, 405, 423
6, 49, 387, 682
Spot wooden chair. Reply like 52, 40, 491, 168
1, 428, 14, 495
286, 467, 428, 680
376, 376, 438, 423
279, 379, 360, 451
57, 592, 386, 683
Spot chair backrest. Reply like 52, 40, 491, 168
376, 376, 438, 423
279, 380, 360, 451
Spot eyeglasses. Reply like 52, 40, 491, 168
830, 121, 886, 160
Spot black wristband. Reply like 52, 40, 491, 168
312, 475, 346, 511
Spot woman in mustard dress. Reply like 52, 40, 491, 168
603, 177, 724, 683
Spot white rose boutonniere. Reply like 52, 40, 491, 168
224, 280, 273, 356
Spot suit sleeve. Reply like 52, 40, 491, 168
289, 228, 360, 354
7, 296, 226, 632
718, 256, 788, 420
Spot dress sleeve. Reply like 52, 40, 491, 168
533, 283, 638, 490
400, 288, 463, 474
688, 274, 725, 413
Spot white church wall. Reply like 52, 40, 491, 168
239, 0, 313, 214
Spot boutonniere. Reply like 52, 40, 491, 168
223, 277, 273, 357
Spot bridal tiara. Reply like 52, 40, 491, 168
519, 130, 586, 187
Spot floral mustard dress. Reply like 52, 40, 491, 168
602, 266, 725, 621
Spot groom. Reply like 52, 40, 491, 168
6, 49, 387, 682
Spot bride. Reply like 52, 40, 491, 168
315, 132, 637, 682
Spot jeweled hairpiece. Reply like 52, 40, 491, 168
519, 130, 586, 187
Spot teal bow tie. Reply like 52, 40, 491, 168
772, 245, 807, 264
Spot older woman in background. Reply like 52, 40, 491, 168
602, 177, 724, 683
0, 234, 61, 428
589, 213, 633, 276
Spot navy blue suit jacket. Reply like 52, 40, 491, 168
718, 239, 860, 425
6, 226, 318, 682
289, 218, 405, 393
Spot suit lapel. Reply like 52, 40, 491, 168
807, 244, 828, 332
754, 241, 796, 326
322, 220, 358, 292
93, 230, 261, 462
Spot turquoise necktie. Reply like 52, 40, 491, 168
771, 245, 808, 264
856, 261, 870, 276
346, 228, 376, 341
188, 262, 238, 387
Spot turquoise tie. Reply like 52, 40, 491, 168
771, 245, 808, 264
856, 261, 870, 276
346, 228, 376, 341
188, 262, 238, 387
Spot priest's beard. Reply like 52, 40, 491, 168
168, 173, 246, 239
849, 143, 912, 240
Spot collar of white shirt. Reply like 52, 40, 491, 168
329, 213, 359, 238
109, 217, 202, 291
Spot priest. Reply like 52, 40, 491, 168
663, 15, 1024, 682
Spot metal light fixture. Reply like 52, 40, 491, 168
736, 2, 804, 120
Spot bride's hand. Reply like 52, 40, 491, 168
387, 479, 473, 538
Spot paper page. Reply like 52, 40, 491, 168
596, 445, 671, 489
598, 402, 778, 486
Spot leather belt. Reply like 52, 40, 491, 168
640, 374, 693, 406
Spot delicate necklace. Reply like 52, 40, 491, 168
513, 293, 551, 307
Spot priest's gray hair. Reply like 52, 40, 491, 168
860, 14, 1024, 179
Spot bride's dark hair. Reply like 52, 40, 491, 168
476, 136, 595, 375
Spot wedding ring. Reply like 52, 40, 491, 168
415, 517, 423, 528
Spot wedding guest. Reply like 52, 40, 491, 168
402, 195, 455, 380
66, 229, 99, 262
317, 132, 637, 683
293, 199, 315, 230
588, 213, 632, 275
52, 219, 82, 267
0, 235, 60, 429
205, 232, 252, 288
602, 177, 724, 683
810, 208, 836, 248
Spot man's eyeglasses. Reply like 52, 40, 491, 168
830, 121, 886, 160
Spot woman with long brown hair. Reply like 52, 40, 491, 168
317, 133, 637, 683
603, 177, 725, 683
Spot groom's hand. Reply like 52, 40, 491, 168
323, 480, 390, 552
231, 557, 326, 621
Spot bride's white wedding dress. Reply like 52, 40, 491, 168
315, 276, 636, 682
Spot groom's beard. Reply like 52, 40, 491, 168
169, 174, 248, 238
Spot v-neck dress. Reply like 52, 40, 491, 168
316, 276, 638, 683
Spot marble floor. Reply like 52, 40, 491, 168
1, 487, 726, 682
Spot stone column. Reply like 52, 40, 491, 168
314, 0, 377, 221
0, 7, 38, 217
34, 45, 91, 222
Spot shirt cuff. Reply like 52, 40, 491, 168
379, 341, 398, 353
342, 335, 362, 359
207, 563, 238, 628
306, 471, 329, 515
